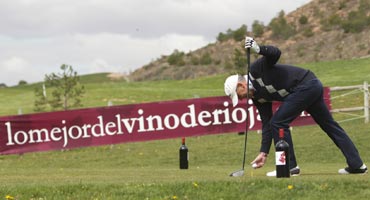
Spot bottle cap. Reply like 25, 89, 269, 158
182, 137, 185, 144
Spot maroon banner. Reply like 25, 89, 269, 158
0, 88, 330, 155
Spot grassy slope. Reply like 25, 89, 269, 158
0, 57, 369, 199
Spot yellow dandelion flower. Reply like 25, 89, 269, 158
193, 182, 199, 188
5, 195, 15, 200
172, 195, 178, 200
287, 185, 294, 190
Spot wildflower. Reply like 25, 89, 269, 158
193, 182, 199, 188
320, 183, 328, 191
172, 195, 178, 200
5, 195, 15, 200
287, 185, 294, 190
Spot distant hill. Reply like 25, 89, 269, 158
129, 0, 370, 81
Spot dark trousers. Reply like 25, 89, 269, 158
270, 78, 363, 169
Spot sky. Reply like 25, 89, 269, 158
0, 0, 311, 86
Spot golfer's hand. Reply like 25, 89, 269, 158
245, 36, 260, 53
250, 152, 268, 168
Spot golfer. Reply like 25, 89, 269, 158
224, 37, 367, 176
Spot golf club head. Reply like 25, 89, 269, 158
229, 169, 244, 177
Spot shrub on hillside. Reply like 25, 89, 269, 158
190, 55, 200, 65
269, 10, 296, 39
167, 50, 185, 66
320, 14, 342, 32
216, 32, 229, 42
232, 25, 247, 41
299, 15, 308, 25
252, 20, 264, 37
200, 53, 213, 65
320, 0, 370, 33
233, 48, 247, 74
302, 27, 314, 37
341, 10, 370, 33
216, 25, 247, 42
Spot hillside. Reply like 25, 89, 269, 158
274, 0, 370, 63
129, 0, 370, 81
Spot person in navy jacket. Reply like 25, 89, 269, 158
224, 37, 367, 176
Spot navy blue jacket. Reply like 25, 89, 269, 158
250, 45, 315, 153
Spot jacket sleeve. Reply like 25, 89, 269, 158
255, 45, 281, 68
254, 100, 273, 154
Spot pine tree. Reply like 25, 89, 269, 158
34, 64, 85, 112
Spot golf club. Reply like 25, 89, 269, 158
230, 48, 251, 177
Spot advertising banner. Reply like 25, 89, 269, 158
0, 88, 330, 155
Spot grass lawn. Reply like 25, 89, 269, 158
0, 57, 369, 199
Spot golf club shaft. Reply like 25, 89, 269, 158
241, 48, 251, 170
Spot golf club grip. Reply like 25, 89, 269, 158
247, 48, 251, 73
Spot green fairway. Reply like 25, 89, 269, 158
0, 57, 369, 199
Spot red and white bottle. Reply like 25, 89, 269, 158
275, 128, 290, 178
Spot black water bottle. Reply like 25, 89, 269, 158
275, 128, 290, 178
179, 137, 188, 169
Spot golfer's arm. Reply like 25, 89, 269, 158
255, 102, 273, 154
258, 45, 281, 67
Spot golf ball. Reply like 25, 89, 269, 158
252, 163, 258, 169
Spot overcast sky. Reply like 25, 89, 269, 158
0, 0, 311, 86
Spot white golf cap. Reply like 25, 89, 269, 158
224, 75, 239, 107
